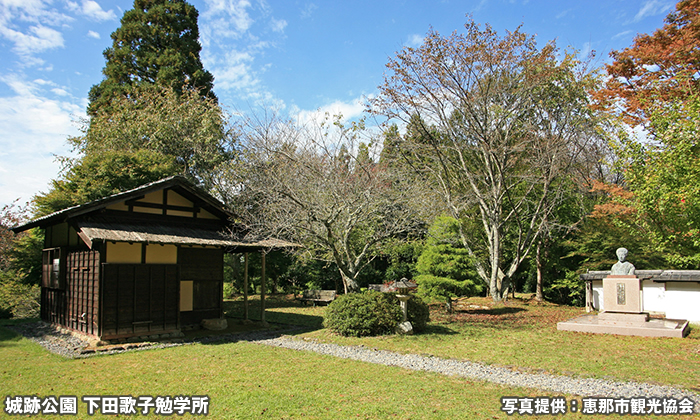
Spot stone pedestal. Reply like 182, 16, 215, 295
597, 312, 648, 326
397, 294, 410, 322
396, 321, 413, 335
558, 274, 689, 338
602, 275, 642, 313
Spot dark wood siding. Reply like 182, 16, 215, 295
41, 250, 99, 336
67, 251, 100, 335
179, 247, 223, 325
101, 264, 179, 339
41, 288, 66, 327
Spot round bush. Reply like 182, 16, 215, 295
323, 291, 402, 337
406, 295, 430, 332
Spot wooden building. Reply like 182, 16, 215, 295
12, 176, 290, 341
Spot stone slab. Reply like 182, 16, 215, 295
597, 312, 649, 326
557, 315, 689, 338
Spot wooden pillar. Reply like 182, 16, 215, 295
243, 253, 249, 321
585, 280, 593, 313
260, 251, 266, 323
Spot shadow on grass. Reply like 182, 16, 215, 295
0, 318, 40, 345
223, 295, 325, 330
0, 325, 26, 348
421, 324, 459, 335
456, 306, 527, 315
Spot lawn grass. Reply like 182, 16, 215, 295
0, 295, 698, 419
228, 294, 700, 392
223, 294, 326, 329
0, 324, 598, 420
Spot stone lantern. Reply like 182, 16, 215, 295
391, 277, 417, 334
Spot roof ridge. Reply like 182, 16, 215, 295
12, 176, 229, 233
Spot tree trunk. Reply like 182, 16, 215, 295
340, 271, 359, 293
489, 228, 501, 301
501, 275, 510, 302
535, 239, 544, 302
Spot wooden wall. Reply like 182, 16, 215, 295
41, 244, 224, 339
44, 223, 81, 248
105, 189, 219, 219
179, 247, 223, 326
41, 250, 100, 336
101, 264, 179, 339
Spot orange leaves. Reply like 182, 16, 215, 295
596, 0, 700, 125
588, 180, 636, 219
589, 180, 634, 201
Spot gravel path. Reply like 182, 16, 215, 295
256, 336, 700, 406
7, 321, 699, 411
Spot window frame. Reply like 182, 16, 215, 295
42, 247, 66, 290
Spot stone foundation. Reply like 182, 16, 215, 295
557, 314, 689, 338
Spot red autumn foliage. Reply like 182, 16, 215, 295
594, 0, 700, 125
587, 180, 636, 219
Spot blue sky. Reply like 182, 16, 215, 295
0, 0, 677, 208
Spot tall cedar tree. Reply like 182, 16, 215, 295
88, 0, 215, 116
595, 0, 700, 125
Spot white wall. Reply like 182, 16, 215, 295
592, 280, 603, 311
664, 282, 700, 322
592, 279, 700, 323
641, 280, 666, 316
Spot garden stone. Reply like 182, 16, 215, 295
202, 318, 228, 331
396, 321, 413, 335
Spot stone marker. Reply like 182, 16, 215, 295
557, 248, 689, 338
202, 318, 228, 331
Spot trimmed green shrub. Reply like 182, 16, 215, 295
406, 295, 430, 332
416, 216, 477, 282
323, 291, 402, 337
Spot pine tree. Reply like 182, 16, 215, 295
87, 0, 215, 116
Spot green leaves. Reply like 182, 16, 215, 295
616, 95, 700, 267
34, 87, 234, 216
88, 0, 215, 117
82, 88, 232, 183
33, 149, 179, 215
323, 291, 403, 337
414, 216, 482, 300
